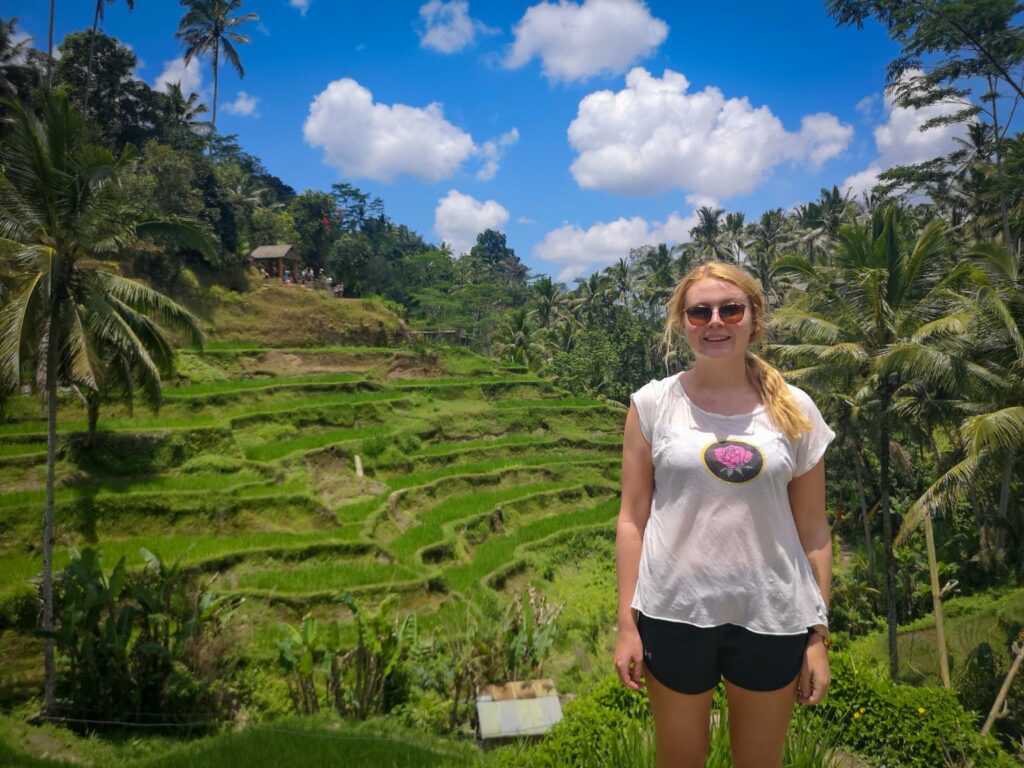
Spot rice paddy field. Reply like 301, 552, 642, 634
0, 343, 628, 763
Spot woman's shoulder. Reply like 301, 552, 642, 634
633, 373, 679, 400
784, 383, 827, 418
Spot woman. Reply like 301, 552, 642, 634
614, 262, 834, 768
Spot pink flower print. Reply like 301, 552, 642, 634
714, 445, 753, 469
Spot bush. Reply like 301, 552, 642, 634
52, 548, 237, 727
360, 435, 388, 459
819, 652, 1016, 767
0, 583, 38, 631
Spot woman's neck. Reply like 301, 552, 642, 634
685, 355, 750, 393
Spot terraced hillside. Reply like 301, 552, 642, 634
0, 344, 626, 696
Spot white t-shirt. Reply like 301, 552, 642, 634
629, 373, 835, 635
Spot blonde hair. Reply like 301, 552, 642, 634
663, 262, 811, 439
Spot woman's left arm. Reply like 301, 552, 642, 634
789, 458, 832, 705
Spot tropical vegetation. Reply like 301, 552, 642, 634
0, 1, 1022, 766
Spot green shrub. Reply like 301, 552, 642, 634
820, 652, 1016, 767
0, 582, 37, 630
397, 432, 422, 454
360, 435, 388, 459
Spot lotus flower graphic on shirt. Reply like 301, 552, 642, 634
703, 440, 764, 483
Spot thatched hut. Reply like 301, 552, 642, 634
251, 244, 300, 279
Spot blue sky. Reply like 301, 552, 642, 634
8, 1, 973, 281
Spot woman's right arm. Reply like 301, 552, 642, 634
614, 402, 655, 689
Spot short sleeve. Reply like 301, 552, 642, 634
790, 387, 836, 477
629, 379, 659, 445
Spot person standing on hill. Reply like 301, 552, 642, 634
614, 261, 835, 768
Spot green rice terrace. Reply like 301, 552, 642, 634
0, 339, 639, 760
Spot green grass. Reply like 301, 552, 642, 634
0, 716, 481, 767
385, 451, 617, 491
447, 497, 619, 593
0, 528, 368, 584
229, 557, 419, 593
245, 424, 396, 461
389, 480, 578, 566
0, 469, 270, 508
163, 372, 362, 397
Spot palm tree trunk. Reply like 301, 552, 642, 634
42, 308, 59, 718
851, 438, 876, 590
211, 44, 219, 134
83, 2, 102, 112
987, 75, 1013, 250
880, 406, 899, 681
923, 512, 951, 688
995, 450, 1015, 572
46, 0, 55, 86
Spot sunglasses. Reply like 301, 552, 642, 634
684, 302, 748, 326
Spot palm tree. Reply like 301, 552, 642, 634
530, 276, 566, 330
494, 309, 543, 371
771, 206, 974, 680
895, 241, 1024, 574
0, 18, 37, 102
84, 0, 135, 112
0, 92, 211, 716
605, 257, 634, 306
162, 81, 210, 132
176, 0, 259, 134
688, 206, 730, 263
748, 208, 787, 301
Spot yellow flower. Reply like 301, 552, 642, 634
918, 707, 926, 714
859, 707, 865, 713
854, 712, 861, 719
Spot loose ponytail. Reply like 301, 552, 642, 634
744, 352, 811, 439
664, 262, 812, 439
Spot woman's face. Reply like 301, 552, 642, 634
681, 277, 754, 362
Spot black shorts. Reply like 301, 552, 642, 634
637, 612, 808, 694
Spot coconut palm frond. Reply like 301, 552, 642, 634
963, 407, 1024, 454
897, 452, 983, 545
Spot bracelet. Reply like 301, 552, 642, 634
808, 628, 833, 649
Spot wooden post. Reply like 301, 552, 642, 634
924, 512, 951, 688
982, 636, 1024, 735
354, 454, 363, 478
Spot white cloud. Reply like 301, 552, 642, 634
304, 78, 514, 182
567, 67, 853, 199
534, 209, 699, 282
434, 190, 510, 256
153, 56, 203, 95
842, 73, 968, 197
855, 93, 878, 118
505, 0, 668, 82
290, 0, 311, 16
223, 91, 259, 117
419, 0, 496, 54
476, 128, 520, 181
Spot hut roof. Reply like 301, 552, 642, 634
476, 679, 562, 740
250, 244, 300, 261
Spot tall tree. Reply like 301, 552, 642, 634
772, 206, 974, 680
828, 0, 1024, 249
84, 0, 135, 112
176, 0, 259, 133
0, 92, 211, 716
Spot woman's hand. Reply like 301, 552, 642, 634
615, 623, 645, 690
797, 636, 830, 705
